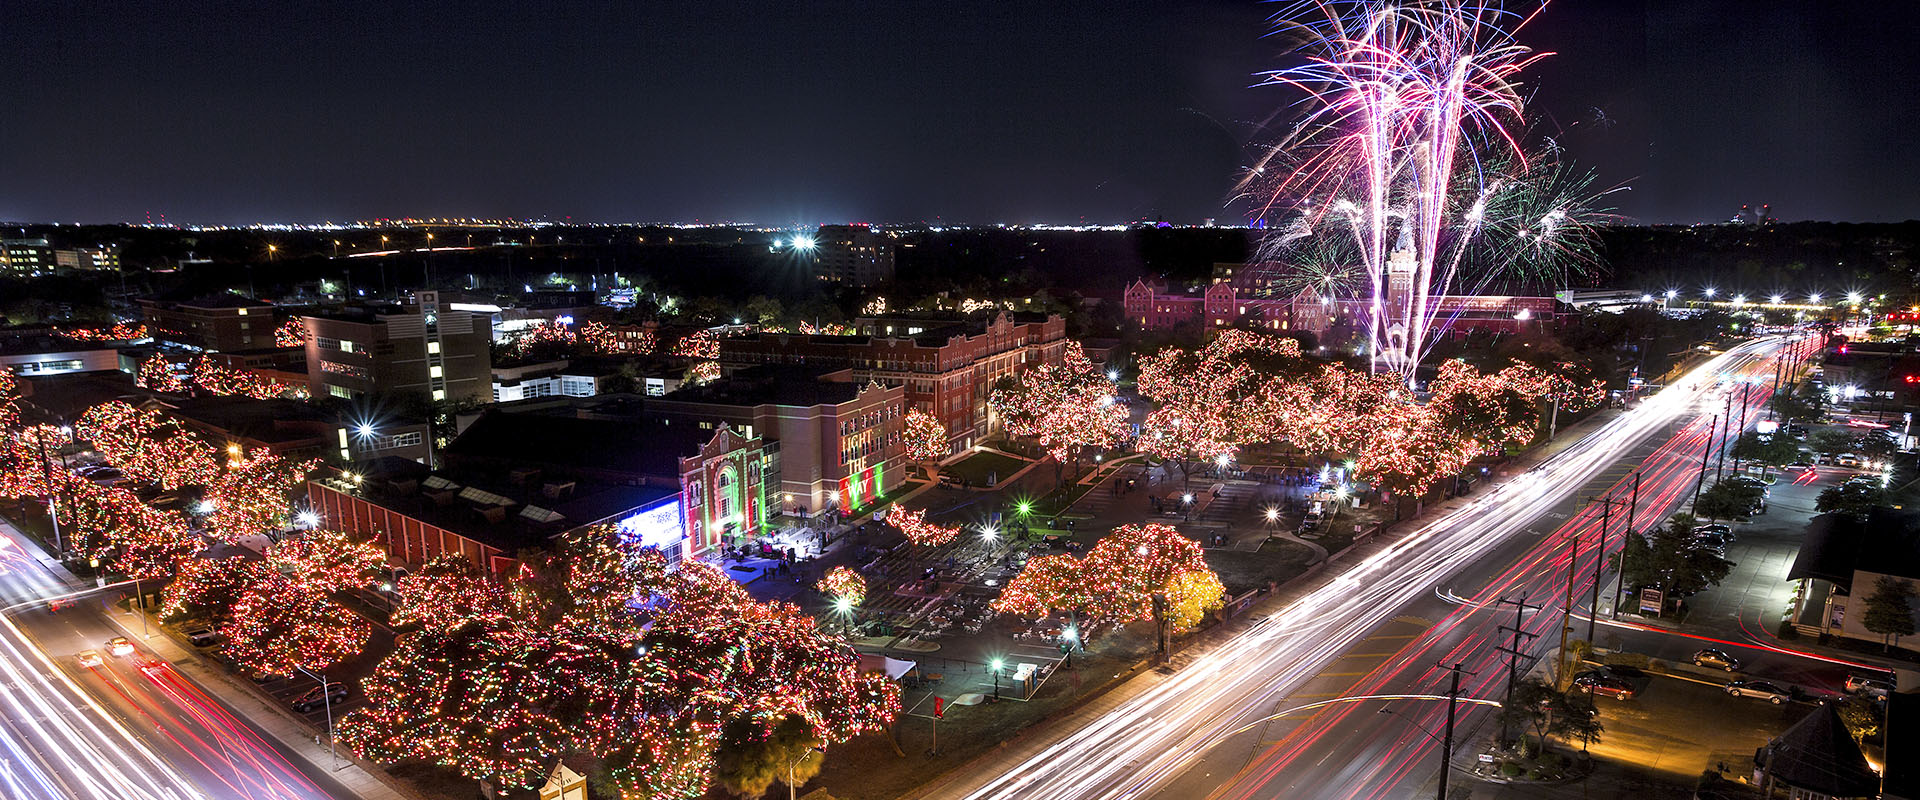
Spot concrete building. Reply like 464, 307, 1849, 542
0, 238, 54, 275
720, 311, 1067, 453
810, 224, 894, 287
490, 359, 616, 403
0, 335, 122, 377
54, 246, 121, 271
301, 291, 491, 403
144, 394, 432, 465
137, 295, 280, 352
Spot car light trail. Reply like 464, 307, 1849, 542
945, 337, 1788, 800
1216, 341, 1794, 800
0, 527, 208, 799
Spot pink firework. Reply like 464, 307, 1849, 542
1242, 0, 1554, 379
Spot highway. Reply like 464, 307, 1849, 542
935, 336, 1800, 800
0, 519, 354, 800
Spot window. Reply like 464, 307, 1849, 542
340, 340, 356, 353
328, 384, 354, 399
427, 341, 440, 354
432, 389, 446, 401
429, 365, 443, 378
316, 336, 341, 351
236, 308, 249, 316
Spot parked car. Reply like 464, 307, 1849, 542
183, 627, 220, 648
106, 637, 134, 657
76, 649, 104, 668
291, 681, 350, 713
1784, 461, 1813, 471
1845, 674, 1895, 700
1572, 672, 1638, 699
1725, 679, 1793, 704
1692, 526, 1735, 547
1835, 453, 1864, 467
1692, 648, 1741, 671
86, 468, 125, 485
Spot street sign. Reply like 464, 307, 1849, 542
1638, 588, 1664, 615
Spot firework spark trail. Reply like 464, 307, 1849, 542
1246, 0, 1580, 378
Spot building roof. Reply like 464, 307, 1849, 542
143, 293, 276, 310
1787, 509, 1920, 592
338, 456, 676, 554
16, 371, 142, 422
447, 409, 717, 478
659, 364, 867, 407
155, 395, 336, 447
1759, 704, 1880, 797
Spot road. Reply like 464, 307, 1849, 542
933, 336, 1807, 800
0, 519, 355, 800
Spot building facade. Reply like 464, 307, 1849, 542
0, 239, 54, 275
720, 311, 1067, 453
301, 291, 491, 403
54, 246, 121, 271
810, 224, 894, 287
138, 295, 280, 352
647, 366, 907, 519
1123, 278, 1557, 340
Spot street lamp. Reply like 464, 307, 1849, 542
1704, 287, 1717, 298
990, 658, 1005, 700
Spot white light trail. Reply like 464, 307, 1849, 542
947, 338, 1782, 800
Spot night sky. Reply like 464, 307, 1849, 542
3, 1, 1915, 226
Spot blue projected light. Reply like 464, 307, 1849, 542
617, 499, 685, 552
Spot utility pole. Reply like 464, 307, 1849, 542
1557, 526, 1583, 685
1494, 595, 1540, 744
1589, 500, 1611, 643
1613, 472, 1639, 620
1438, 663, 1467, 800
1692, 414, 1717, 506
1728, 391, 1743, 479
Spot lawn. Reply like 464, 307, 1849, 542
941, 450, 1030, 488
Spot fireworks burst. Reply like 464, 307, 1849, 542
1240, 0, 1596, 379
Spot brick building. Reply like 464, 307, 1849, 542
647, 365, 907, 519
720, 311, 1067, 454
138, 295, 280, 352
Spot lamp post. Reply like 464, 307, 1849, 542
295, 666, 339, 768
991, 658, 1004, 700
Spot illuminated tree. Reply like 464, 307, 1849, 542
187, 355, 309, 400
342, 529, 900, 798
885, 506, 961, 547
273, 319, 308, 348
991, 341, 1128, 482
268, 529, 385, 592
817, 566, 866, 607
202, 449, 318, 543
901, 408, 947, 477
390, 555, 512, 635
994, 523, 1224, 635
135, 353, 186, 392
161, 556, 260, 623
222, 571, 372, 677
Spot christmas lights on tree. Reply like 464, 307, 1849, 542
885, 506, 961, 547
341, 527, 899, 798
